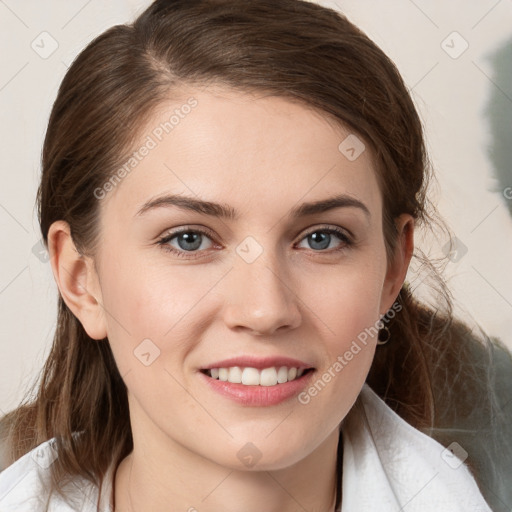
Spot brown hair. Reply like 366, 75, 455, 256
0, 0, 505, 510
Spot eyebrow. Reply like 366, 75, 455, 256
135, 193, 371, 220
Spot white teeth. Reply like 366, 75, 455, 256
228, 366, 243, 383
277, 366, 288, 383
242, 367, 260, 385
259, 368, 278, 386
205, 366, 309, 386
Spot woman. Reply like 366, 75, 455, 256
0, 0, 509, 511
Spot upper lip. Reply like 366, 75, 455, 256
200, 355, 315, 371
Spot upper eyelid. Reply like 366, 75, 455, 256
301, 225, 351, 238
159, 225, 217, 242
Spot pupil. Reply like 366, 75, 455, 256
310, 232, 330, 250
178, 232, 201, 251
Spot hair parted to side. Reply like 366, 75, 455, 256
0, 0, 505, 510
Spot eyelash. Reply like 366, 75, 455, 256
156, 226, 353, 259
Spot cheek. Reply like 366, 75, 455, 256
305, 257, 385, 394
99, 248, 197, 331
307, 259, 385, 340
297, 266, 383, 421
97, 252, 216, 371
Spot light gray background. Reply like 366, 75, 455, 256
0, 0, 511, 415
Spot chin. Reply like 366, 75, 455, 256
206, 441, 311, 472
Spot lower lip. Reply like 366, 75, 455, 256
198, 370, 315, 406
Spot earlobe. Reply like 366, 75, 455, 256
380, 214, 415, 316
47, 220, 107, 340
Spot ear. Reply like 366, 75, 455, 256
379, 213, 415, 316
47, 220, 107, 340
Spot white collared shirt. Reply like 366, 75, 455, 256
0, 384, 493, 511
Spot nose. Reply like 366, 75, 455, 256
222, 252, 302, 336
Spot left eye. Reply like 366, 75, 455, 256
157, 226, 352, 258
296, 227, 352, 251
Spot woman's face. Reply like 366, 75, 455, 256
85, 86, 411, 470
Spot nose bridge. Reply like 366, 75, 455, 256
222, 241, 301, 335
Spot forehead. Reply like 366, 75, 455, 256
99, 86, 382, 223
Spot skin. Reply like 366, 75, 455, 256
48, 86, 414, 512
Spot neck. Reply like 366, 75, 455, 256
113, 424, 341, 512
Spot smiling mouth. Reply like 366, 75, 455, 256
200, 366, 315, 386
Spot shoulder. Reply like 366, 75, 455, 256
340, 383, 493, 511
0, 438, 110, 512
